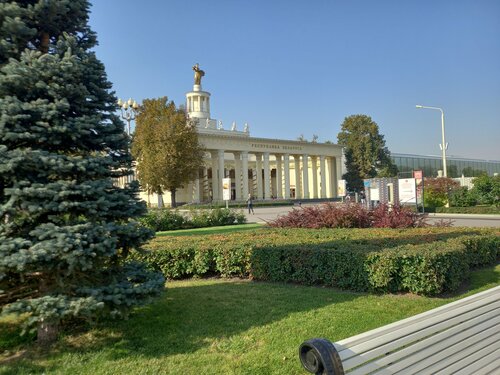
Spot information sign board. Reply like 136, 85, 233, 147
398, 178, 417, 204
222, 178, 231, 201
337, 180, 346, 197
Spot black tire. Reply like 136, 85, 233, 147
299, 338, 344, 375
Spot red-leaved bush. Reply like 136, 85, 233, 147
319, 202, 372, 228
269, 202, 427, 229
370, 204, 426, 228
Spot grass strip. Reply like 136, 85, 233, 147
1, 264, 498, 374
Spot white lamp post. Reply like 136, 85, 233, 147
416, 105, 448, 178
117, 98, 139, 136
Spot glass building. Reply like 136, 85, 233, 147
391, 153, 500, 178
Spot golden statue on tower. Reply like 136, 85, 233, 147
192, 63, 205, 85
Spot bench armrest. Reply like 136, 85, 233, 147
299, 338, 345, 375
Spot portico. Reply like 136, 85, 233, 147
189, 134, 342, 203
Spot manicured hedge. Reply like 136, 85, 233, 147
132, 228, 499, 296
139, 208, 246, 232
435, 206, 500, 215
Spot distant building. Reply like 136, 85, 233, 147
391, 153, 500, 178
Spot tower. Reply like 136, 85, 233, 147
186, 63, 216, 129
186, 64, 248, 135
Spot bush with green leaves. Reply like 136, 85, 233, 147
133, 227, 499, 296
138, 209, 186, 231
423, 177, 460, 208
139, 208, 246, 231
470, 174, 500, 206
435, 206, 500, 215
449, 187, 477, 207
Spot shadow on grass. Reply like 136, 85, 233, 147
1, 263, 498, 373
0, 280, 362, 370
92, 281, 364, 358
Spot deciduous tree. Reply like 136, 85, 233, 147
0, 0, 164, 344
471, 174, 499, 206
132, 97, 205, 208
337, 115, 398, 192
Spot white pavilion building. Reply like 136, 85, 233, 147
138, 68, 344, 206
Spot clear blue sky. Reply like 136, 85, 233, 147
89, 0, 500, 161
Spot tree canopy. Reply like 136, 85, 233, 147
131, 97, 205, 207
337, 115, 398, 192
0, 0, 164, 344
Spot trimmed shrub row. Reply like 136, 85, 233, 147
132, 228, 500, 295
139, 208, 246, 232
435, 206, 500, 215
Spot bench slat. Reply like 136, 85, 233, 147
350, 316, 499, 374
340, 298, 500, 370
435, 345, 500, 375
453, 347, 500, 375
410, 330, 500, 374
336, 286, 500, 353
469, 352, 500, 375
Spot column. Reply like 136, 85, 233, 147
210, 151, 219, 201
294, 155, 301, 199
284, 153, 290, 199
255, 153, 263, 199
302, 153, 309, 199
263, 152, 271, 200
234, 152, 242, 201
241, 151, 249, 199
320, 156, 327, 198
193, 169, 201, 203
335, 156, 342, 198
327, 157, 335, 198
202, 167, 209, 201
218, 149, 225, 201
275, 154, 283, 199
311, 156, 318, 199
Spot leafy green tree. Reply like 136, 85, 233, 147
470, 174, 500, 206
132, 97, 205, 208
462, 167, 486, 177
337, 115, 398, 192
0, 0, 164, 344
423, 178, 460, 208
449, 187, 476, 207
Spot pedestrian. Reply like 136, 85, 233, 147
246, 193, 254, 214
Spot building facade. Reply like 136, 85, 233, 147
140, 68, 344, 206
392, 153, 500, 178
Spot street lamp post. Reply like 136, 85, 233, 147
117, 98, 139, 185
415, 105, 448, 178
117, 98, 139, 136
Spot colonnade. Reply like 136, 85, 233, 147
188, 150, 341, 203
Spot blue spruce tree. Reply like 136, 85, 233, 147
0, 0, 164, 344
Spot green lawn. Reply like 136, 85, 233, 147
155, 223, 264, 236
1, 264, 498, 375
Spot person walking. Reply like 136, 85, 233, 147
246, 193, 254, 214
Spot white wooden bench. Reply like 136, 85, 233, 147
299, 285, 500, 374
